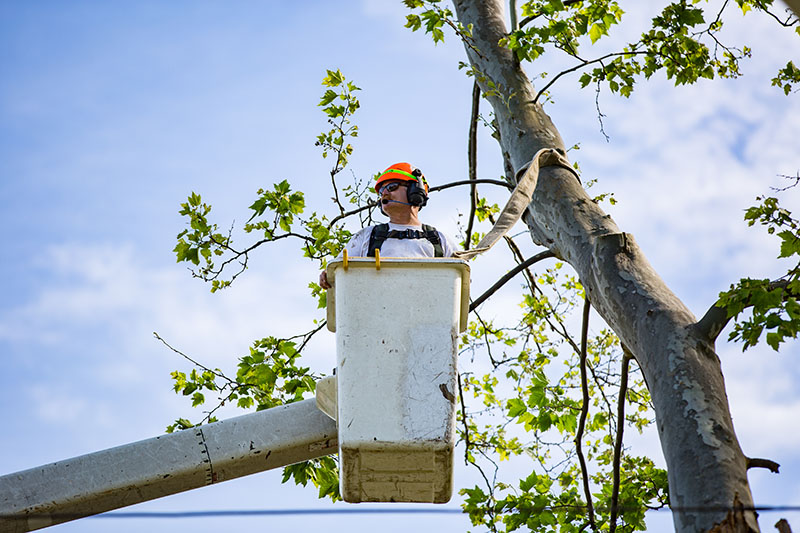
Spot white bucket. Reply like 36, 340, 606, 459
326, 257, 470, 503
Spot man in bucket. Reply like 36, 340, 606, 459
319, 162, 456, 289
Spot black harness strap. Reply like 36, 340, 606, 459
367, 223, 444, 257
367, 224, 389, 257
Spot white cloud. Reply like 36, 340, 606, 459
1, 240, 335, 446
4, 241, 327, 355
29, 384, 91, 425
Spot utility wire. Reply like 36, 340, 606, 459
92, 508, 462, 518
0, 508, 463, 521
4, 505, 800, 520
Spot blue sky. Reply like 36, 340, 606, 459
1, 1, 799, 532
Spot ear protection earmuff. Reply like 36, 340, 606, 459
405, 168, 428, 208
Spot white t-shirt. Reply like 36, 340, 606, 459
345, 223, 457, 258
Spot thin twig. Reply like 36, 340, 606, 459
531, 50, 649, 105
198, 231, 316, 283
472, 308, 500, 366
595, 78, 609, 142
486, 208, 586, 358
291, 321, 328, 353
153, 332, 235, 385
771, 172, 800, 192
575, 297, 598, 531
457, 372, 474, 460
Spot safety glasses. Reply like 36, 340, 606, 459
377, 181, 407, 195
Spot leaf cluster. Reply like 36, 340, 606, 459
316, 69, 360, 171
459, 263, 664, 532
501, 0, 624, 63
282, 457, 341, 501
247, 180, 306, 235
405, 0, 796, 103
717, 195, 800, 350
174, 192, 231, 291
166, 335, 320, 433
772, 60, 800, 95
404, 0, 474, 45
573, 1, 750, 97
173, 181, 351, 298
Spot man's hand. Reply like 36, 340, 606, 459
319, 270, 331, 289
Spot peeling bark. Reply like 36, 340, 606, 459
452, 0, 759, 531
708, 495, 759, 533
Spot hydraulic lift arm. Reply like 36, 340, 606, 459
0, 399, 337, 533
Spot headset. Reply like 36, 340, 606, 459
405, 168, 428, 208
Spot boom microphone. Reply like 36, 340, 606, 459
382, 199, 413, 206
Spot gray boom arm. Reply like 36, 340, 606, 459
0, 399, 337, 533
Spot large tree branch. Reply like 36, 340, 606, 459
696, 278, 795, 342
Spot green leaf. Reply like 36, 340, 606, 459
191, 392, 205, 407
778, 230, 800, 258
319, 89, 338, 106
507, 398, 527, 418
785, 298, 800, 320
405, 13, 422, 31
766, 331, 781, 351
322, 69, 344, 87
588, 23, 605, 44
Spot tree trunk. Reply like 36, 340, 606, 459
452, 1, 759, 531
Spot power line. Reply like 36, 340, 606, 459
91, 508, 464, 518
668, 506, 800, 513
0, 508, 463, 521
3, 505, 800, 521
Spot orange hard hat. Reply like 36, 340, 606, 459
374, 162, 428, 193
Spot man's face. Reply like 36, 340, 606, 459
378, 180, 409, 208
